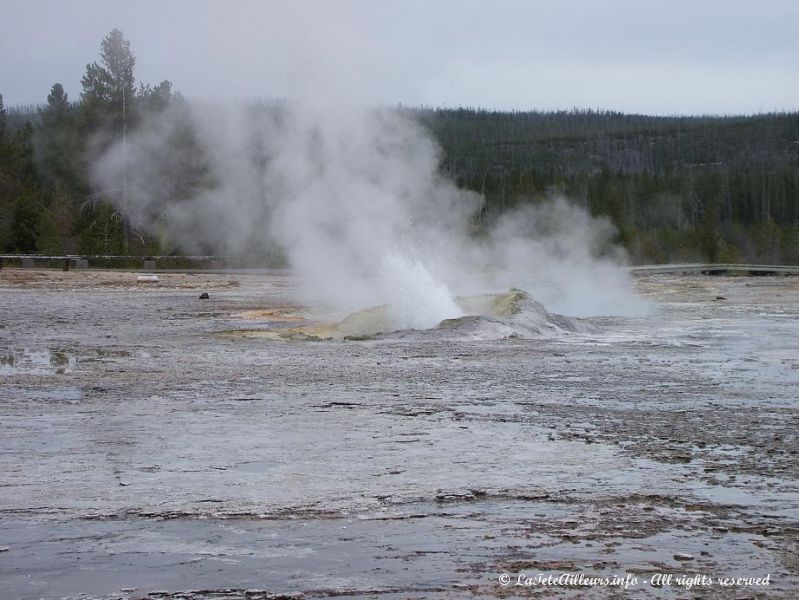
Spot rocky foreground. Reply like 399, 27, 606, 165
0, 270, 797, 599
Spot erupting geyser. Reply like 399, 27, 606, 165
93, 99, 648, 322
241, 288, 585, 342
378, 254, 462, 330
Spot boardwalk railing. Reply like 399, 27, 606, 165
0, 254, 227, 271
1, 255, 798, 275
629, 263, 799, 276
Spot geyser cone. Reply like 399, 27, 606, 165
253, 288, 583, 342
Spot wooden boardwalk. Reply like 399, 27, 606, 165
1, 255, 797, 276
0, 254, 224, 271
629, 263, 799, 275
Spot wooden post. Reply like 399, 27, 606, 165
63, 258, 70, 271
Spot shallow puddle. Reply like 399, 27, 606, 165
0, 348, 75, 375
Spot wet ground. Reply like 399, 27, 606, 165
0, 269, 797, 599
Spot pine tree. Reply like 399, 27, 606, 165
0, 94, 12, 248
5, 123, 43, 252
36, 83, 83, 252
81, 29, 136, 134
0, 94, 7, 141
79, 29, 138, 252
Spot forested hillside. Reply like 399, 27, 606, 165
1, 30, 798, 264
418, 108, 799, 263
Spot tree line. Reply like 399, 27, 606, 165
0, 29, 179, 257
415, 108, 799, 263
1, 29, 798, 264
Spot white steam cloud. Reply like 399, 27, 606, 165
93, 99, 648, 325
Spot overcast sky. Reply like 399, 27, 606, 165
2, 0, 797, 115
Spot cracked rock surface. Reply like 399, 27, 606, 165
0, 270, 797, 599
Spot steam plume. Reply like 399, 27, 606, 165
93, 100, 648, 324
